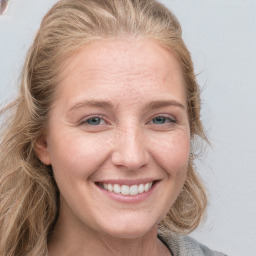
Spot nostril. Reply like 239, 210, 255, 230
111, 141, 149, 170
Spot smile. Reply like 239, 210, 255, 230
99, 182, 154, 196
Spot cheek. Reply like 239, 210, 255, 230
47, 130, 111, 179
150, 131, 190, 174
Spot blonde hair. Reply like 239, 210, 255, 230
0, 0, 207, 255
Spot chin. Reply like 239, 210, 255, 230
97, 214, 159, 239
104, 227, 154, 240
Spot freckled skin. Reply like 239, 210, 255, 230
37, 39, 190, 256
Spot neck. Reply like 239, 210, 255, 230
47, 212, 170, 256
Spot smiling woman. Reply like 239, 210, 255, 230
0, 1, 226, 256
36, 39, 191, 246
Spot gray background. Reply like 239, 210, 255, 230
0, 1, 255, 255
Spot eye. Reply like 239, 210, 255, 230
80, 116, 108, 126
86, 117, 105, 125
151, 116, 176, 124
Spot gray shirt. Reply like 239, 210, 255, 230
158, 230, 227, 256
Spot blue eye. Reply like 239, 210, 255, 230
86, 117, 104, 125
152, 116, 175, 124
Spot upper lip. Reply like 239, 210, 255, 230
95, 178, 159, 186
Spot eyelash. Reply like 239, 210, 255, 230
149, 115, 176, 125
79, 114, 176, 127
79, 115, 108, 126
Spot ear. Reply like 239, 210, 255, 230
34, 136, 51, 165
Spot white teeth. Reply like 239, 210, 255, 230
107, 184, 113, 192
138, 184, 144, 194
144, 183, 149, 192
129, 185, 138, 195
113, 184, 121, 194
121, 185, 130, 195
101, 182, 153, 196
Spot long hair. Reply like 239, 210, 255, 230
0, 0, 207, 255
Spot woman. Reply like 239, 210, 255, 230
0, 0, 226, 255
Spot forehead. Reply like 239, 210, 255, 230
57, 39, 186, 106
61, 39, 182, 77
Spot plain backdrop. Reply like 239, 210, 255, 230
0, 1, 255, 255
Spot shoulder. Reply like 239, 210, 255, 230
158, 229, 228, 256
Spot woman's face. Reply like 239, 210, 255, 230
37, 39, 190, 239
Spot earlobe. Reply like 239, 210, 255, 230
34, 137, 51, 165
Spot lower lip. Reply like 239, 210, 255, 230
96, 182, 159, 203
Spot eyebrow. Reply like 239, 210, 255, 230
145, 99, 186, 110
68, 100, 114, 113
68, 99, 186, 113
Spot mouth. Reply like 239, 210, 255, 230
95, 180, 159, 196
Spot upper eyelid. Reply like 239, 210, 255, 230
147, 114, 176, 122
78, 113, 176, 124
154, 114, 176, 119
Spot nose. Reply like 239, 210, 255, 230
111, 125, 149, 171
